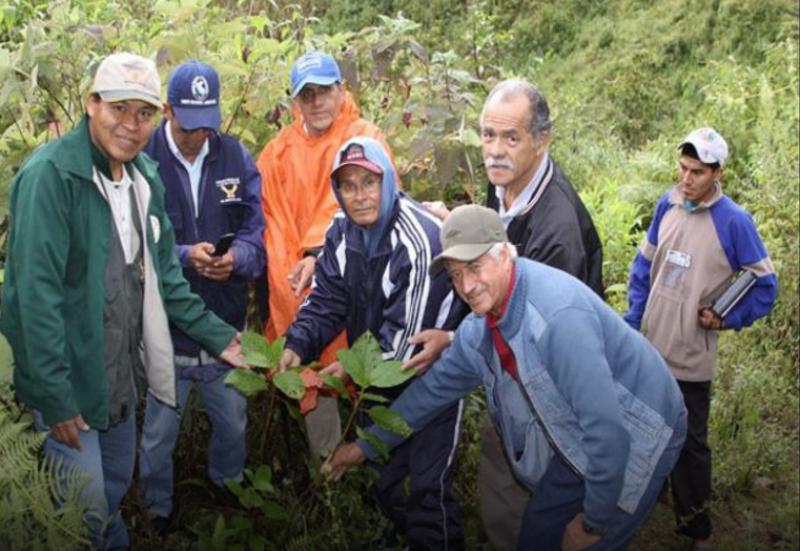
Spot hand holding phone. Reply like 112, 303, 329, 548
212, 233, 236, 257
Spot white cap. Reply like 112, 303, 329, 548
91, 52, 161, 108
678, 127, 728, 167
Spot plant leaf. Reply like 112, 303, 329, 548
224, 478, 245, 498
248, 533, 267, 551
231, 516, 251, 531
225, 369, 268, 397
298, 388, 319, 415
461, 127, 482, 148
321, 374, 348, 396
360, 392, 390, 404
251, 465, 273, 492
338, 332, 382, 387
273, 370, 305, 400
240, 331, 269, 367
212, 514, 227, 547
260, 500, 288, 521
369, 360, 415, 388
264, 336, 285, 369
299, 367, 325, 389
356, 426, 390, 463
366, 405, 412, 438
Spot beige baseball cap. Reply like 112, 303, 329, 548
430, 204, 508, 275
91, 52, 161, 108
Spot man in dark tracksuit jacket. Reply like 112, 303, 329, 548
138, 61, 265, 532
279, 137, 466, 550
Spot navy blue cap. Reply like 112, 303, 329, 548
290, 51, 341, 98
167, 60, 221, 130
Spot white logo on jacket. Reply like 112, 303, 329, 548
150, 215, 161, 242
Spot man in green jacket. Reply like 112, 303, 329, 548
0, 52, 246, 550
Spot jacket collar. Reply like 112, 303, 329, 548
155, 120, 221, 163
496, 154, 553, 225
497, 258, 528, 338
52, 115, 100, 180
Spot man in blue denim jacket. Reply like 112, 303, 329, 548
329, 205, 687, 551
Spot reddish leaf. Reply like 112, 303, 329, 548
298, 367, 329, 414
300, 367, 325, 390
299, 388, 319, 415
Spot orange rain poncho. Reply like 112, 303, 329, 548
257, 91, 394, 365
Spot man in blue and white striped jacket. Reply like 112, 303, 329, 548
279, 136, 466, 550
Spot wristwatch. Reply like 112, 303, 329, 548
582, 517, 607, 536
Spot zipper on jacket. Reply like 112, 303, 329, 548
195, 156, 212, 220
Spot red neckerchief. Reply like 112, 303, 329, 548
486, 263, 518, 381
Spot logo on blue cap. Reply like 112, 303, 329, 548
190, 76, 210, 102
290, 51, 342, 98
167, 61, 221, 130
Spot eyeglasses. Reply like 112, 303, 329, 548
338, 178, 380, 198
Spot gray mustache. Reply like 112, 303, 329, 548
485, 157, 513, 170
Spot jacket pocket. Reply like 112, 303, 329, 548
643, 291, 686, 361
617, 383, 670, 513
508, 417, 554, 490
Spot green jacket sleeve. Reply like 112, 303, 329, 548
7, 161, 80, 424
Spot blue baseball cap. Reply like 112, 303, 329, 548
290, 51, 341, 98
167, 60, 221, 130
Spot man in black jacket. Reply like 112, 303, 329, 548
479, 78, 604, 549
409, 79, 604, 549
482, 80, 603, 295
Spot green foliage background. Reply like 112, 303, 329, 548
0, 0, 797, 549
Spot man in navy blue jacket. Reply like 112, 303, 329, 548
278, 137, 466, 550
138, 60, 265, 534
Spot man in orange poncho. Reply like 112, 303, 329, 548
257, 51, 394, 458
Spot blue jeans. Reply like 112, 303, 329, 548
518, 409, 688, 550
33, 409, 136, 551
139, 368, 247, 518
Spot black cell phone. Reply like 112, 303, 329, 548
212, 233, 236, 257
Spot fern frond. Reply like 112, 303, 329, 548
0, 397, 91, 550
